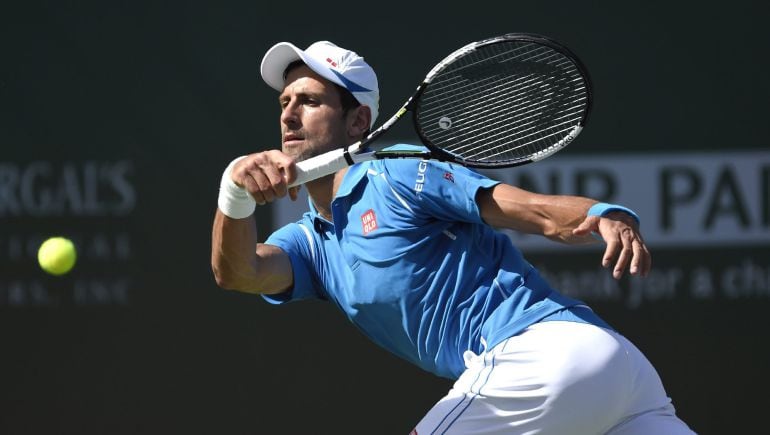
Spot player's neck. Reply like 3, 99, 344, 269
306, 168, 348, 221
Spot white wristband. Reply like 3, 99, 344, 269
217, 156, 256, 219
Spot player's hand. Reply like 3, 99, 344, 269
231, 150, 301, 205
572, 211, 651, 279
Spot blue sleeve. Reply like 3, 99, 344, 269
261, 222, 324, 304
378, 157, 499, 223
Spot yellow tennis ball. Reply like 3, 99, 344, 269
38, 237, 77, 276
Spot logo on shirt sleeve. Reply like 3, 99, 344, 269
361, 209, 379, 235
443, 171, 454, 183
414, 160, 428, 193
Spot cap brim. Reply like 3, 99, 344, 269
260, 42, 345, 92
260, 42, 303, 91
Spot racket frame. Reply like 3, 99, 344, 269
290, 33, 592, 187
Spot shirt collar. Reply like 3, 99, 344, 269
334, 162, 369, 198
305, 162, 370, 227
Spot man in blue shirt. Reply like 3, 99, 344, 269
212, 40, 694, 434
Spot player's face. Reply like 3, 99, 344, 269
279, 65, 351, 162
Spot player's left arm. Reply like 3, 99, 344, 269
477, 183, 651, 278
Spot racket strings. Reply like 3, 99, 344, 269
433, 41, 560, 81
422, 72, 573, 122
421, 43, 574, 115
444, 83, 582, 159
428, 61, 582, 158
445, 89, 588, 159
424, 77, 585, 148
416, 40, 589, 164
424, 44, 571, 96
424, 93, 583, 161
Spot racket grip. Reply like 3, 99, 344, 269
289, 148, 351, 187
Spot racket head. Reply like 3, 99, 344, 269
412, 33, 592, 168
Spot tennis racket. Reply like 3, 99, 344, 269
290, 33, 592, 187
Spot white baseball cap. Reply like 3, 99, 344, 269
260, 40, 379, 127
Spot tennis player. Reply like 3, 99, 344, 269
211, 40, 695, 434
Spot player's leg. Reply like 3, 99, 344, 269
413, 322, 630, 434
604, 332, 696, 435
605, 404, 695, 435
412, 322, 692, 435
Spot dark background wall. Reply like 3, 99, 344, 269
1, 2, 767, 434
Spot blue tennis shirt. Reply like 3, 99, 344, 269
264, 146, 609, 379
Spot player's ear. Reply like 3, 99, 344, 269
348, 105, 371, 138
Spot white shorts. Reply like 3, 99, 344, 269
413, 321, 695, 435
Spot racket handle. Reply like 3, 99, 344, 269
289, 148, 351, 187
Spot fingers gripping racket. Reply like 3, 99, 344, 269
289, 33, 592, 187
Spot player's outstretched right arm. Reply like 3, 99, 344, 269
210, 151, 297, 295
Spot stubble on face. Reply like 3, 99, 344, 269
279, 66, 349, 162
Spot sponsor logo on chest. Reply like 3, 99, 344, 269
361, 209, 379, 236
